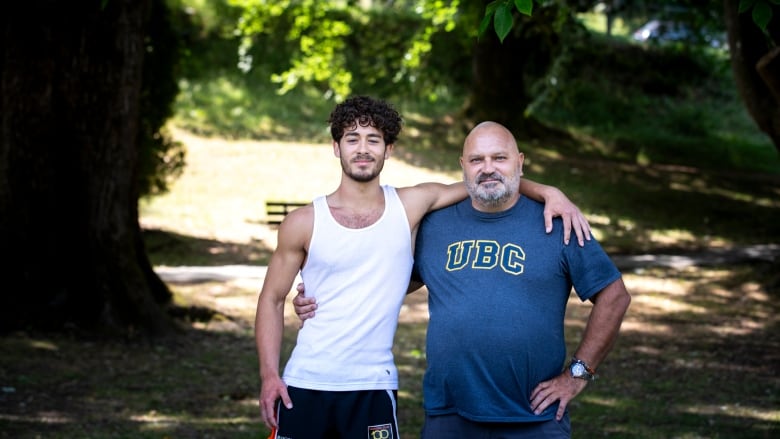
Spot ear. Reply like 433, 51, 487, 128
384, 143, 394, 159
517, 152, 525, 176
333, 140, 340, 158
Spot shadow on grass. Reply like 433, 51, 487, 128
1, 261, 777, 438
520, 154, 780, 254
143, 228, 274, 267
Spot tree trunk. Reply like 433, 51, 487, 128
724, 0, 780, 153
0, 0, 175, 335
463, 3, 573, 143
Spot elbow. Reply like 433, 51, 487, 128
618, 291, 631, 314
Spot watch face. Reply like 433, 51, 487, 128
571, 363, 585, 377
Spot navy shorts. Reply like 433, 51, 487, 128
270, 386, 400, 439
421, 412, 571, 439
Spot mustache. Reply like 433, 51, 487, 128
351, 154, 375, 162
476, 172, 504, 184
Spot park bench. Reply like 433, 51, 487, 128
265, 200, 308, 225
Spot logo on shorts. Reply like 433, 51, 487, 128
368, 423, 392, 439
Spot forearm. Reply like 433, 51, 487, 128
519, 178, 560, 202
255, 297, 286, 381
574, 279, 631, 369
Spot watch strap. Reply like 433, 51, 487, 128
570, 357, 598, 381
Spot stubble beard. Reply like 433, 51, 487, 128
466, 171, 521, 209
342, 154, 384, 183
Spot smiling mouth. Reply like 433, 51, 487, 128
477, 175, 501, 185
353, 156, 374, 164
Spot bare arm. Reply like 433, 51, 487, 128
529, 278, 631, 420
573, 278, 632, 368
399, 178, 590, 245
255, 208, 310, 429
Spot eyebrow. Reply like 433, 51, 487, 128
344, 132, 383, 140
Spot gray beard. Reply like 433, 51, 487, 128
466, 171, 520, 209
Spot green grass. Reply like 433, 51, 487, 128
2, 262, 778, 438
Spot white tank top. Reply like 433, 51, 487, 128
282, 185, 412, 391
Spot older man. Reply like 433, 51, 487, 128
413, 121, 631, 438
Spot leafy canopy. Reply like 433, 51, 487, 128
228, 0, 460, 101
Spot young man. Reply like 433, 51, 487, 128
256, 97, 590, 438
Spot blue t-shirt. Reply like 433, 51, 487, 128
413, 196, 621, 422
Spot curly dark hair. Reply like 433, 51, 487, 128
328, 96, 403, 145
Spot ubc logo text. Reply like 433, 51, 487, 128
446, 240, 525, 275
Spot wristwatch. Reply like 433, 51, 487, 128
569, 357, 597, 381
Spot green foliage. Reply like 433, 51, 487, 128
168, 0, 777, 175
529, 35, 779, 173
479, 0, 534, 42
740, 0, 779, 40
138, 0, 188, 198
228, 0, 461, 101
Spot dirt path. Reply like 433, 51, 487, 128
154, 243, 780, 283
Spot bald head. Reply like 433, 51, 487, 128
460, 121, 524, 212
463, 121, 519, 156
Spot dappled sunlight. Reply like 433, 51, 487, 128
670, 179, 780, 208
132, 410, 255, 430
678, 403, 780, 422
578, 394, 622, 408
0, 412, 73, 425
626, 289, 707, 317
646, 229, 701, 246
24, 339, 60, 352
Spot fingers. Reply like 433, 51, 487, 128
293, 300, 317, 318
556, 400, 568, 421
580, 213, 592, 242
297, 310, 315, 329
292, 293, 316, 307
261, 398, 278, 429
260, 387, 293, 429
571, 215, 583, 247
293, 292, 317, 328
546, 209, 592, 247
529, 374, 585, 421
544, 209, 553, 234
280, 387, 293, 410
530, 380, 554, 415
563, 213, 573, 246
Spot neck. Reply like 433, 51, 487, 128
328, 177, 384, 209
471, 193, 522, 213
327, 182, 386, 228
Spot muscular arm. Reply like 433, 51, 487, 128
400, 178, 591, 245
255, 208, 310, 429
530, 278, 631, 420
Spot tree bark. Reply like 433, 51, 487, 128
0, 0, 175, 335
724, 0, 780, 153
